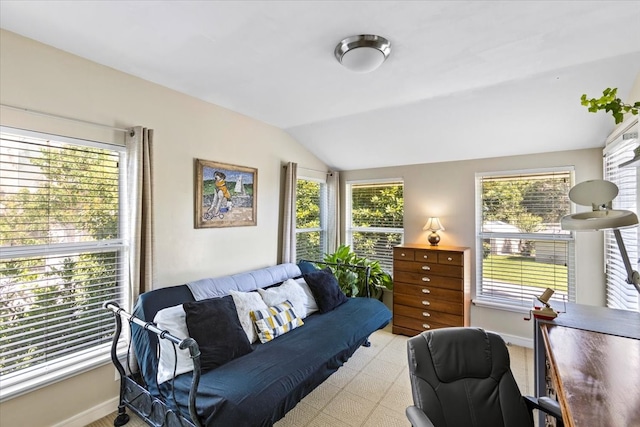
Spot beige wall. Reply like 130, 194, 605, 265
342, 148, 605, 342
0, 30, 327, 426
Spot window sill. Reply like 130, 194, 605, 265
472, 298, 531, 314
0, 344, 124, 402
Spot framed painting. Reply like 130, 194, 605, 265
195, 159, 257, 228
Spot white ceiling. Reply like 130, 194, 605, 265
1, 1, 639, 170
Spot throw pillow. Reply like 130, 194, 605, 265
153, 304, 193, 384
298, 260, 319, 274
229, 290, 269, 343
183, 296, 253, 372
294, 277, 319, 316
303, 267, 348, 313
250, 300, 304, 344
257, 278, 308, 318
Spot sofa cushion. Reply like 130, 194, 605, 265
258, 278, 311, 318
153, 304, 193, 384
250, 300, 304, 343
229, 290, 268, 343
294, 277, 319, 316
303, 268, 348, 313
184, 296, 253, 372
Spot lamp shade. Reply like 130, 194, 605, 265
423, 217, 444, 232
560, 179, 639, 231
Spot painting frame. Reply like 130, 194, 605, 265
194, 159, 257, 228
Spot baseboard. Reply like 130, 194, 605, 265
498, 332, 533, 349
50, 396, 119, 427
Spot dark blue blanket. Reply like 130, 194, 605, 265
158, 297, 391, 426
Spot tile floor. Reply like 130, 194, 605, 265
91, 325, 535, 427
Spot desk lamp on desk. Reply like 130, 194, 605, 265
561, 179, 640, 296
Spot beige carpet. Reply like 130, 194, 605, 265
88, 326, 533, 427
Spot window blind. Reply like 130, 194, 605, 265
603, 130, 639, 312
476, 169, 575, 307
295, 179, 326, 261
0, 129, 125, 397
347, 181, 404, 273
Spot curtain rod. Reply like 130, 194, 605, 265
0, 103, 129, 133
283, 165, 330, 174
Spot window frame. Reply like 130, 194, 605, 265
0, 126, 128, 401
345, 178, 404, 273
474, 167, 576, 312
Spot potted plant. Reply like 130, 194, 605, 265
322, 244, 393, 299
581, 88, 639, 124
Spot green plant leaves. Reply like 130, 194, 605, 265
581, 87, 640, 124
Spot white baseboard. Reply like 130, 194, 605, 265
498, 332, 533, 349
51, 396, 119, 427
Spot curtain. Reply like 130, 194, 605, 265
327, 171, 341, 252
126, 126, 155, 303
282, 162, 297, 263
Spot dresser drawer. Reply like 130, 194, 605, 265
394, 271, 463, 290
394, 294, 462, 315
394, 260, 463, 277
393, 314, 461, 333
394, 248, 415, 261
394, 307, 463, 325
438, 251, 463, 266
394, 282, 463, 303
414, 249, 438, 262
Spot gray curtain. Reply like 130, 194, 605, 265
282, 162, 297, 263
327, 171, 341, 253
126, 126, 154, 303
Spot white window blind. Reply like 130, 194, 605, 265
295, 178, 327, 261
603, 128, 639, 312
0, 128, 126, 399
346, 181, 404, 273
476, 169, 575, 308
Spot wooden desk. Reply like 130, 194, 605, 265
540, 324, 640, 427
534, 303, 640, 427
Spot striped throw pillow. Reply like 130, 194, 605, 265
250, 300, 304, 343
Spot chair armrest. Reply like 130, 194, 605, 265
406, 406, 436, 427
524, 395, 563, 423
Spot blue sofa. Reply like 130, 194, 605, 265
112, 263, 391, 427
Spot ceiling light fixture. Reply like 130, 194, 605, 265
334, 34, 391, 73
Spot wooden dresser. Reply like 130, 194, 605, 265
392, 244, 470, 336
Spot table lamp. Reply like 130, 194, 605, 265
423, 217, 444, 245
561, 179, 640, 295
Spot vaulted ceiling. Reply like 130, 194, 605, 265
1, 1, 639, 170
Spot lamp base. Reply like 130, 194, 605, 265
428, 232, 440, 245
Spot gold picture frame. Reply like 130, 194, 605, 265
194, 159, 257, 228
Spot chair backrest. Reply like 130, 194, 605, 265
406, 327, 533, 427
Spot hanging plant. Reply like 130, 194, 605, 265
581, 87, 639, 124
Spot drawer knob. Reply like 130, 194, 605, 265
422, 312, 430, 317
421, 277, 430, 282
447, 257, 453, 261
422, 301, 430, 306
421, 265, 430, 271
423, 324, 431, 329
421, 288, 430, 294
423, 255, 429, 259
401, 253, 406, 257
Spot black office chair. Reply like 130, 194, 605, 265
406, 327, 563, 427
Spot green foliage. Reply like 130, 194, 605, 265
323, 245, 393, 298
581, 87, 640, 124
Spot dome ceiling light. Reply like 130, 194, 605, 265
334, 34, 391, 73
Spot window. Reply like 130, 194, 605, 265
346, 180, 404, 273
475, 169, 575, 309
0, 127, 126, 399
295, 178, 327, 261
604, 127, 639, 312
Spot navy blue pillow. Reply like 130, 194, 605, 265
298, 260, 319, 274
303, 267, 348, 313
183, 296, 253, 372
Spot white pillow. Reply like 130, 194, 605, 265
229, 290, 268, 343
258, 278, 313, 318
295, 277, 319, 316
153, 304, 193, 384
